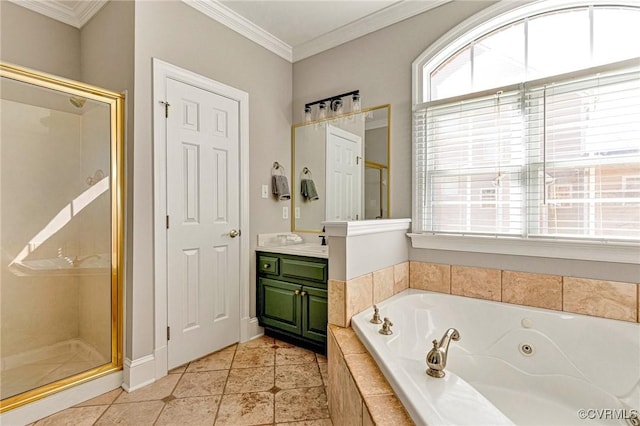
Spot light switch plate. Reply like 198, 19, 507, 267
282, 206, 289, 219
295, 207, 300, 219
261, 184, 269, 199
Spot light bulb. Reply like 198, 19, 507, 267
318, 102, 327, 120
352, 93, 361, 113
304, 106, 312, 123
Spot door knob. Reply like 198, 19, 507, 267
229, 229, 240, 238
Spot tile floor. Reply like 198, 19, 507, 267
30, 336, 333, 426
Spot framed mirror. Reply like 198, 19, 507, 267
292, 105, 390, 232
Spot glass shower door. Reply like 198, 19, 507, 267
0, 64, 124, 412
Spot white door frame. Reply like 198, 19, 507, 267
152, 58, 251, 378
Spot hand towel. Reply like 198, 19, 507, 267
272, 175, 291, 200
300, 178, 319, 201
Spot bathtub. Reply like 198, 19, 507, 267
352, 289, 640, 426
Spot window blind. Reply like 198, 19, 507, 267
414, 61, 640, 242
525, 69, 640, 241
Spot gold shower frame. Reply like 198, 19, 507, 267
0, 63, 125, 413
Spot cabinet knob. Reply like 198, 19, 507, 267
300, 291, 307, 297
294, 290, 300, 295
263, 263, 270, 269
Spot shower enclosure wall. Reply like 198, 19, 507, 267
0, 63, 124, 412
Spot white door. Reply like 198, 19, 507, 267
166, 78, 240, 368
326, 124, 363, 220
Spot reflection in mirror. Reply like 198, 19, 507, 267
292, 105, 390, 232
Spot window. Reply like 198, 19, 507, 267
412, 1, 640, 258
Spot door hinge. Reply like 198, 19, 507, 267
167, 326, 171, 341
160, 100, 170, 118
166, 215, 170, 229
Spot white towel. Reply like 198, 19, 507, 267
272, 175, 291, 200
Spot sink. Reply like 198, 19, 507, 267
257, 243, 328, 258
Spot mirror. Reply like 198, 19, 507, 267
292, 105, 390, 232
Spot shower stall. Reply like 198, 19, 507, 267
0, 64, 124, 412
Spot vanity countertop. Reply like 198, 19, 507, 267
256, 232, 328, 259
257, 243, 328, 259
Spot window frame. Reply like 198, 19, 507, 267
411, 1, 640, 264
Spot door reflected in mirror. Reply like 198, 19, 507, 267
292, 105, 390, 232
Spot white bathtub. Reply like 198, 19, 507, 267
352, 289, 640, 426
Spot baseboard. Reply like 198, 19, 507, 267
0, 371, 122, 425
154, 345, 168, 379
240, 316, 263, 343
122, 354, 156, 392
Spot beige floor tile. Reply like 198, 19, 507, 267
74, 388, 122, 407
95, 401, 165, 425
155, 395, 221, 425
232, 347, 275, 368
276, 420, 333, 426
187, 345, 236, 372
274, 339, 296, 348
173, 370, 229, 398
34, 405, 108, 426
215, 392, 274, 425
225, 366, 274, 394
237, 335, 276, 351
275, 346, 316, 365
168, 364, 188, 374
275, 387, 329, 423
276, 363, 323, 389
318, 362, 328, 386
114, 374, 180, 403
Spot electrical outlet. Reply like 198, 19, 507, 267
282, 206, 289, 219
295, 207, 300, 219
261, 184, 269, 199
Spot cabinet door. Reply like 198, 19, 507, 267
301, 286, 328, 343
258, 278, 302, 335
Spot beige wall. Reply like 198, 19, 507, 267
132, 1, 292, 359
0, 1, 80, 80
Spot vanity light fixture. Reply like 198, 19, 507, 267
304, 89, 360, 121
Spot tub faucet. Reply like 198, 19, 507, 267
426, 328, 460, 378
370, 305, 382, 324
379, 317, 393, 335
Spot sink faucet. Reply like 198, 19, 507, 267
426, 328, 460, 378
318, 226, 327, 246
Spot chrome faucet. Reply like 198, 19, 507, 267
426, 328, 460, 378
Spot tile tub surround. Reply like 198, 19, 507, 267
28, 336, 332, 425
328, 262, 409, 327
409, 262, 640, 323
327, 325, 413, 426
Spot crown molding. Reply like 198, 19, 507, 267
75, 0, 108, 27
183, 0, 293, 62
8, 0, 107, 28
292, 0, 451, 62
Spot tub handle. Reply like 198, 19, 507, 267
379, 317, 393, 335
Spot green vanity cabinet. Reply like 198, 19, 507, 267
257, 251, 328, 353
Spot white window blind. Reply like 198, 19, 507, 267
414, 61, 640, 242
